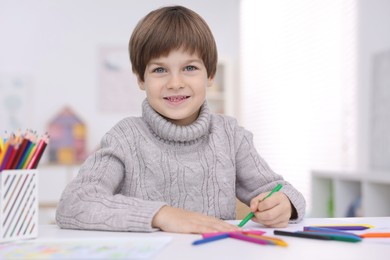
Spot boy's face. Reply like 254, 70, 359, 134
138, 49, 214, 126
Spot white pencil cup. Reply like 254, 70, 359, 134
0, 169, 38, 242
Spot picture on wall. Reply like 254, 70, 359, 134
98, 46, 145, 115
0, 75, 33, 132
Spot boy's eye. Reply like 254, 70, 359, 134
184, 65, 197, 71
153, 67, 166, 73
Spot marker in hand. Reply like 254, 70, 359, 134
238, 183, 283, 228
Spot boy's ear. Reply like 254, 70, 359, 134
136, 75, 145, 90
207, 75, 215, 87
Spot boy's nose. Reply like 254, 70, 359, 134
167, 74, 184, 89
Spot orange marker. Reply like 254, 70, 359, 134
360, 233, 390, 238
246, 233, 288, 247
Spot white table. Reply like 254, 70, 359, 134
3, 217, 390, 259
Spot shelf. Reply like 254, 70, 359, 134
206, 59, 236, 117
311, 170, 390, 217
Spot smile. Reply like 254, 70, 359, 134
163, 95, 190, 102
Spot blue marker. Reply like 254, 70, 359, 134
192, 233, 230, 245
303, 226, 361, 238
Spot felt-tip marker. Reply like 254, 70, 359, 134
238, 183, 283, 228
192, 233, 230, 245
274, 230, 331, 240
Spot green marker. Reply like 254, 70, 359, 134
238, 183, 283, 228
295, 231, 362, 242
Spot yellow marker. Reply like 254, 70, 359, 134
312, 224, 374, 228
246, 234, 288, 247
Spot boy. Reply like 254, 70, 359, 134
56, 5, 305, 234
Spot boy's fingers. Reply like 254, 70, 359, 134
255, 204, 291, 226
255, 203, 280, 221
257, 197, 276, 211
250, 193, 268, 210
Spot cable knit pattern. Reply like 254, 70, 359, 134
142, 100, 210, 143
56, 99, 306, 232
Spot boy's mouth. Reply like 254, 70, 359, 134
163, 95, 190, 102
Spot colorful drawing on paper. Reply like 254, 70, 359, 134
0, 237, 172, 259
98, 46, 145, 114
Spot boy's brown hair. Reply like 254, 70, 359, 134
129, 5, 217, 82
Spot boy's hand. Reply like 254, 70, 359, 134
152, 206, 241, 234
249, 192, 292, 228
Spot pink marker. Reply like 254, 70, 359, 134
229, 233, 275, 245
202, 230, 266, 238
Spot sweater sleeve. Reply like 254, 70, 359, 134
234, 127, 306, 223
55, 132, 167, 232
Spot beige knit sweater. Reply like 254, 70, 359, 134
55, 99, 306, 232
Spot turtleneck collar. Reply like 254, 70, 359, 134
142, 99, 210, 143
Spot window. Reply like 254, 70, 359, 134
240, 0, 358, 215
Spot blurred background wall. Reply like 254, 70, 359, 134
1, 0, 389, 220
0, 0, 240, 150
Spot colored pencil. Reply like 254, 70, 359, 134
9, 134, 29, 169
16, 131, 37, 169
0, 130, 48, 171
0, 137, 10, 167
26, 133, 49, 169
0, 135, 4, 154
0, 134, 18, 170
0, 144, 15, 171
22, 144, 37, 169
4, 145, 18, 170
18, 142, 34, 169
3, 130, 9, 143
